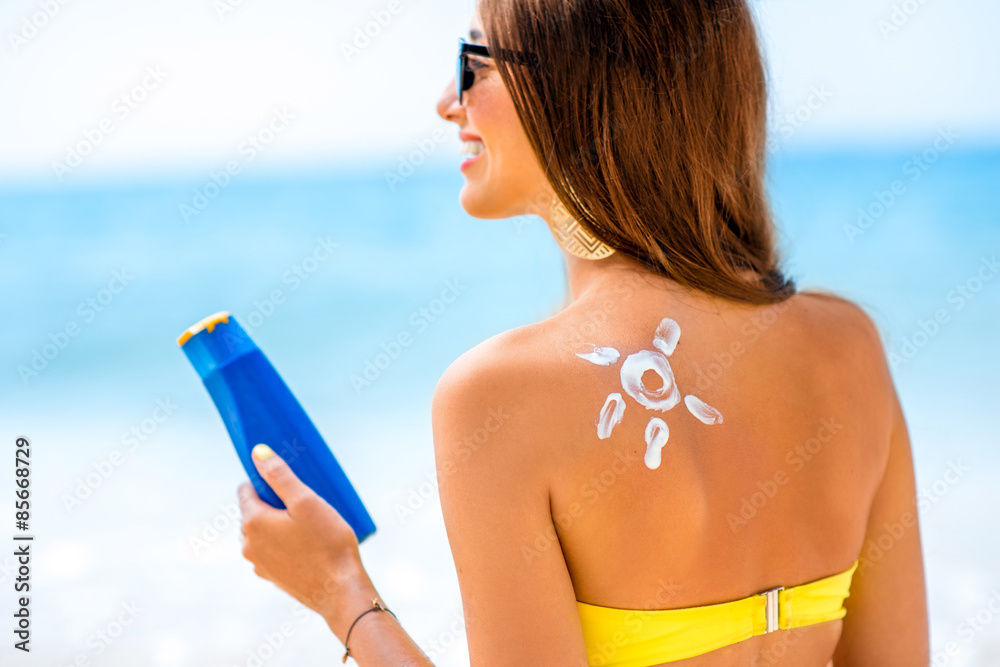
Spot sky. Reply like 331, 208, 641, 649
0, 0, 998, 184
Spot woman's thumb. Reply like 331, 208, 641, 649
252, 444, 311, 507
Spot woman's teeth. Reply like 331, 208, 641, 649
460, 140, 485, 156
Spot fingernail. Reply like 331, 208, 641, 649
253, 443, 275, 461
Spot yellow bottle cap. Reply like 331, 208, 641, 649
176, 311, 231, 346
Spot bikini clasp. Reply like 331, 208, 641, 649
760, 586, 784, 633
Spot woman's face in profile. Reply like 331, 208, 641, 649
436, 10, 550, 221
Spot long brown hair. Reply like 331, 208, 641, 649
478, 0, 795, 304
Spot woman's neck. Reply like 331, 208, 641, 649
560, 250, 650, 303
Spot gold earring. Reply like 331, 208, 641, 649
548, 193, 616, 260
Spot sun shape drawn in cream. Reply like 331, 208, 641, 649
576, 317, 724, 469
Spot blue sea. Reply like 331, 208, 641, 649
0, 146, 998, 665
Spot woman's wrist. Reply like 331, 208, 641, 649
320, 555, 435, 666
321, 554, 383, 643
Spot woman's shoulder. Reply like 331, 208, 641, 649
430, 317, 596, 441
430, 321, 584, 489
784, 290, 891, 376
786, 289, 883, 340
432, 319, 572, 412
739, 290, 898, 453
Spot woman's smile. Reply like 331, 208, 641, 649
459, 132, 486, 172
460, 146, 485, 172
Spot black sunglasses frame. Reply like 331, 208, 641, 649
457, 37, 492, 105
456, 37, 539, 104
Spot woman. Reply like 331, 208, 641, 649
236, 1, 930, 664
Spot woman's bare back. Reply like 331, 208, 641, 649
489, 272, 911, 665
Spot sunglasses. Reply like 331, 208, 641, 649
457, 37, 492, 105
456, 37, 539, 104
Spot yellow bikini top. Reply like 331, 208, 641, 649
576, 559, 859, 666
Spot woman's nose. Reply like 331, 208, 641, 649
436, 78, 462, 122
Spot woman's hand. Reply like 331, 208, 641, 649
237, 443, 375, 633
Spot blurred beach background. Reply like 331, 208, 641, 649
1, 0, 998, 665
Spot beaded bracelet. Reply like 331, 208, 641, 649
342, 597, 397, 663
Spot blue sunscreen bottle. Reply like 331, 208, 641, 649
177, 311, 376, 543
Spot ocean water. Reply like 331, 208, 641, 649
0, 146, 998, 665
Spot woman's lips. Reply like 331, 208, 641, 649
459, 132, 485, 172
460, 148, 485, 171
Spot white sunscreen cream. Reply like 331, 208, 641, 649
620, 349, 681, 411
597, 392, 626, 439
576, 344, 621, 366
578, 316, 723, 464
653, 317, 681, 356
684, 394, 724, 425
643, 417, 670, 469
